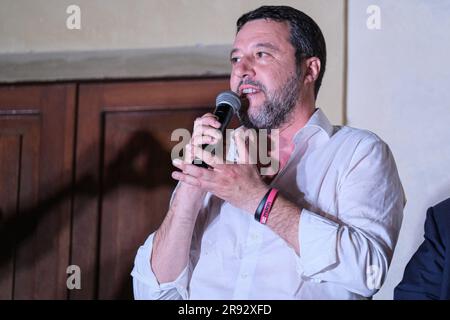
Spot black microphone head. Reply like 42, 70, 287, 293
216, 91, 241, 114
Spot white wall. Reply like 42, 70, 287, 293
347, 0, 450, 299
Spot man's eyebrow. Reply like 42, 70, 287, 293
254, 42, 280, 51
230, 42, 280, 58
230, 48, 239, 58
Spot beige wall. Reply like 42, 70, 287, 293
0, 0, 345, 124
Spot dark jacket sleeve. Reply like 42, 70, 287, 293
394, 199, 450, 300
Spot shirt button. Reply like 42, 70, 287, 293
241, 273, 248, 279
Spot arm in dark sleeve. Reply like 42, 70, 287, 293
394, 206, 445, 300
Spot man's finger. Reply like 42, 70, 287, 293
171, 171, 201, 187
194, 114, 221, 132
191, 131, 221, 146
190, 145, 223, 168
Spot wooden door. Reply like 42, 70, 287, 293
0, 84, 76, 299
72, 78, 230, 299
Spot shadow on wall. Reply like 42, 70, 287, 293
0, 131, 175, 299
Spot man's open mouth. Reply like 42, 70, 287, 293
239, 85, 262, 96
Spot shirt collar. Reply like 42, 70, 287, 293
293, 108, 334, 144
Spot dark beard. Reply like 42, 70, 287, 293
238, 74, 301, 130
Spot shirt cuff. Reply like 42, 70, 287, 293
131, 232, 190, 299
297, 208, 340, 278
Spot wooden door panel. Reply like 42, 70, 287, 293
0, 134, 21, 299
73, 78, 230, 299
0, 85, 75, 299
0, 116, 40, 299
99, 108, 211, 298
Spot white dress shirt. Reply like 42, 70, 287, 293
131, 109, 405, 300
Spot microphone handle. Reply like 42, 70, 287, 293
214, 103, 234, 134
193, 103, 234, 168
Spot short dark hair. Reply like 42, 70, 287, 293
236, 6, 327, 98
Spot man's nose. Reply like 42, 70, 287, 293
233, 58, 256, 79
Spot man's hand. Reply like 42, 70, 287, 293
172, 127, 269, 214
183, 113, 223, 164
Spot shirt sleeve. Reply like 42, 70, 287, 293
131, 232, 190, 300
131, 183, 217, 300
297, 135, 406, 297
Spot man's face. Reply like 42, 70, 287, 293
230, 19, 301, 129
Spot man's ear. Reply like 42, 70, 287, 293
303, 57, 321, 86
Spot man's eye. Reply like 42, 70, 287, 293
230, 57, 240, 64
256, 52, 268, 58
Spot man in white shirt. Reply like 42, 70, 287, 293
131, 6, 405, 300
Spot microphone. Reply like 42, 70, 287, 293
193, 91, 241, 168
